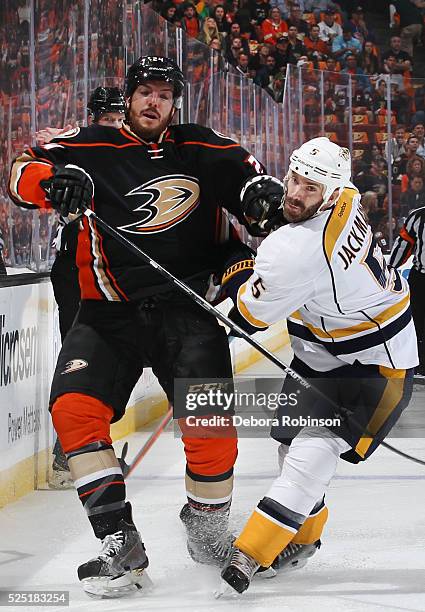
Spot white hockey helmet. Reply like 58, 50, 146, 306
288, 137, 353, 212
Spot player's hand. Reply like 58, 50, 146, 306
35, 124, 74, 145
240, 175, 285, 237
43, 164, 94, 217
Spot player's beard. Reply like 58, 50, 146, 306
283, 196, 322, 223
126, 107, 173, 142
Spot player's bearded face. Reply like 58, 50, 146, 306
127, 81, 175, 140
283, 172, 324, 222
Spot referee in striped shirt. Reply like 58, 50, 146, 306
389, 206, 425, 378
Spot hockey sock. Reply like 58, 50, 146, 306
292, 497, 328, 545
234, 497, 303, 567
185, 465, 233, 512
67, 443, 128, 539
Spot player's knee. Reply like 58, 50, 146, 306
51, 393, 114, 453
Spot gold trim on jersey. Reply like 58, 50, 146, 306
237, 283, 270, 328
289, 294, 410, 341
324, 188, 358, 261
355, 367, 406, 458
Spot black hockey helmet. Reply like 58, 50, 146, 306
125, 56, 185, 109
87, 87, 126, 121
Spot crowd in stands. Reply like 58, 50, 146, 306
1, 0, 425, 269
151, 0, 425, 246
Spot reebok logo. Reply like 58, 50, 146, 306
61, 359, 88, 374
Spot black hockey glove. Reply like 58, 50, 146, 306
240, 175, 285, 237
42, 164, 94, 217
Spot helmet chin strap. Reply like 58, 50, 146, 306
316, 185, 342, 214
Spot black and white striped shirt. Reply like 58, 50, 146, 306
389, 207, 425, 273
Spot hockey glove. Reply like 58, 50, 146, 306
220, 247, 266, 335
42, 164, 94, 217
240, 175, 285, 237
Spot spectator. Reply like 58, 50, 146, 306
212, 5, 230, 34
269, 70, 285, 102
261, 7, 288, 45
332, 26, 362, 66
249, 0, 271, 32
412, 84, 425, 125
381, 35, 413, 74
348, 5, 374, 43
389, 82, 412, 125
379, 55, 405, 91
304, 24, 330, 62
287, 25, 307, 60
393, 135, 422, 178
361, 190, 385, 232
254, 53, 278, 89
392, 0, 425, 58
384, 125, 407, 163
412, 122, 425, 157
354, 158, 388, 196
400, 176, 425, 216
358, 40, 379, 75
249, 41, 272, 70
199, 17, 223, 45
318, 8, 343, 43
235, 51, 251, 74
160, 3, 178, 23
225, 22, 250, 54
225, 36, 244, 65
401, 156, 425, 192
274, 34, 297, 68
341, 53, 371, 91
182, 3, 201, 38
286, 3, 309, 36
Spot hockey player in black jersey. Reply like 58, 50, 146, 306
47, 87, 127, 490
9, 56, 283, 597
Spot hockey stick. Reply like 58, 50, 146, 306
82, 206, 425, 467
125, 407, 173, 478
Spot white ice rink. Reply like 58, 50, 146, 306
1, 347, 425, 612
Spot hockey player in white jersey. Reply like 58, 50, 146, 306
218, 137, 418, 594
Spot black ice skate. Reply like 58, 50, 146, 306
77, 519, 150, 598
219, 547, 259, 595
272, 540, 321, 572
180, 503, 235, 566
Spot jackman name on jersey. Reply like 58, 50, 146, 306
336, 208, 369, 270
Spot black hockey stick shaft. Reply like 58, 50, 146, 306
82, 206, 425, 467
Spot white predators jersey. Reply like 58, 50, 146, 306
238, 187, 418, 371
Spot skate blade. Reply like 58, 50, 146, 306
255, 566, 277, 579
82, 569, 153, 599
214, 579, 243, 599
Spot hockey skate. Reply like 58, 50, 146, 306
272, 540, 321, 572
180, 503, 235, 567
77, 519, 150, 598
218, 547, 259, 595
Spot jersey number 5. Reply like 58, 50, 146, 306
363, 237, 402, 292
251, 277, 265, 298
